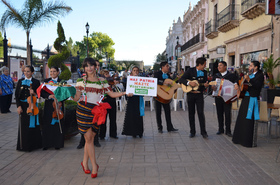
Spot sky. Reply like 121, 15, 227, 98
0, 0, 200, 66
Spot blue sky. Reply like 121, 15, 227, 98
0, 0, 199, 65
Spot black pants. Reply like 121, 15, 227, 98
99, 100, 117, 138
0, 94, 12, 113
187, 93, 207, 135
154, 99, 174, 131
215, 97, 232, 134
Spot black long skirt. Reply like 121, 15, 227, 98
122, 96, 144, 137
17, 102, 42, 151
232, 96, 256, 147
41, 99, 64, 149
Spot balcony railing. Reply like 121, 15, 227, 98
205, 19, 218, 39
181, 33, 204, 52
241, 0, 265, 19
217, 4, 240, 32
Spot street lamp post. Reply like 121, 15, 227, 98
175, 36, 181, 74
105, 52, 108, 69
85, 22, 90, 58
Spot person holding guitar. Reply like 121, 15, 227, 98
211, 61, 239, 137
40, 66, 64, 150
232, 61, 264, 147
179, 57, 209, 138
15, 65, 42, 151
154, 61, 178, 133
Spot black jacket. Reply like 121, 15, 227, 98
246, 70, 264, 97
179, 67, 207, 93
212, 71, 238, 84
15, 78, 40, 107
154, 71, 172, 85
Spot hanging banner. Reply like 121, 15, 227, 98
126, 76, 157, 96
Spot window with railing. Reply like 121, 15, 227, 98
205, 19, 218, 35
181, 33, 204, 51
241, 0, 265, 13
217, 4, 240, 27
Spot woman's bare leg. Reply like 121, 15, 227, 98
84, 128, 98, 174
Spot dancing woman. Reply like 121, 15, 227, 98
72, 58, 129, 178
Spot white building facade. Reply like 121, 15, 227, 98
181, 0, 208, 69
165, 17, 183, 73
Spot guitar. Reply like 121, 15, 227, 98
237, 70, 252, 98
181, 80, 216, 93
155, 79, 180, 104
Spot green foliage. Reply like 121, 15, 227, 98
76, 32, 115, 60
48, 21, 71, 80
263, 54, 280, 74
0, 0, 72, 64
66, 37, 79, 56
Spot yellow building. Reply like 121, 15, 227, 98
206, 0, 276, 74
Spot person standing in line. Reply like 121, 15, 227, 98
122, 69, 128, 90
0, 67, 14, 113
15, 65, 42, 151
99, 69, 118, 140
72, 58, 128, 178
154, 61, 178, 133
77, 60, 102, 149
40, 66, 64, 150
122, 66, 145, 138
179, 57, 209, 138
211, 61, 239, 137
21, 65, 26, 79
232, 61, 264, 147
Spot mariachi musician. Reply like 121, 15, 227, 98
15, 65, 42, 152
154, 61, 178, 133
40, 66, 64, 150
232, 61, 264, 147
211, 61, 239, 137
179, 57, 209, 139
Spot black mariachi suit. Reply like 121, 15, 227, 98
99, 82, 117, 139
154, 71, 175, 131
232, 70, 264, 147
212, 71, 238, 134
15, 78, 42, 151
179, 67, 207, 136
40, 78, 64, 149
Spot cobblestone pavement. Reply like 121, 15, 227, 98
0, 96, 280, 185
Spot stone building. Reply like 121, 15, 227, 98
181, 0, 209, 69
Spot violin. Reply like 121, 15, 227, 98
52, 99, 64, 120
27, 84, 39, 116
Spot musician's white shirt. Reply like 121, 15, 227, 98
220, 71, 227, 76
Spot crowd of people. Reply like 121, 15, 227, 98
0, 56, 265, 179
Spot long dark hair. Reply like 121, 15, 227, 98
251, 60, 260, 70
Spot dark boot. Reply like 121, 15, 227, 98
77, 134, 85, 149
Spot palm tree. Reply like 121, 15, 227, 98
0, 0, 72, 65
263, 54, 280, 89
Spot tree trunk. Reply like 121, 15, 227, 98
26, 31, 30, 65
268, 72, 275, 89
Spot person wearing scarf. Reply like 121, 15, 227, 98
122, 66, 145, 138
0, 67, 14, 113
154, 62, 178, 133
179, 57, 209, 138
15, 65, 42, 152
232, 61, 264, 147
40, 66, 64, 150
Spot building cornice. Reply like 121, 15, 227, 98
224, 24, 271, 44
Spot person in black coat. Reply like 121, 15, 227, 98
15, 65, 42, 151
40, 66, 64, 150
154, 61, 178, 133
232, 61, 264, 147
211, 61, 239, 137
179, 57, 209, 138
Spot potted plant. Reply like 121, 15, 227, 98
263, 54, 280, 89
